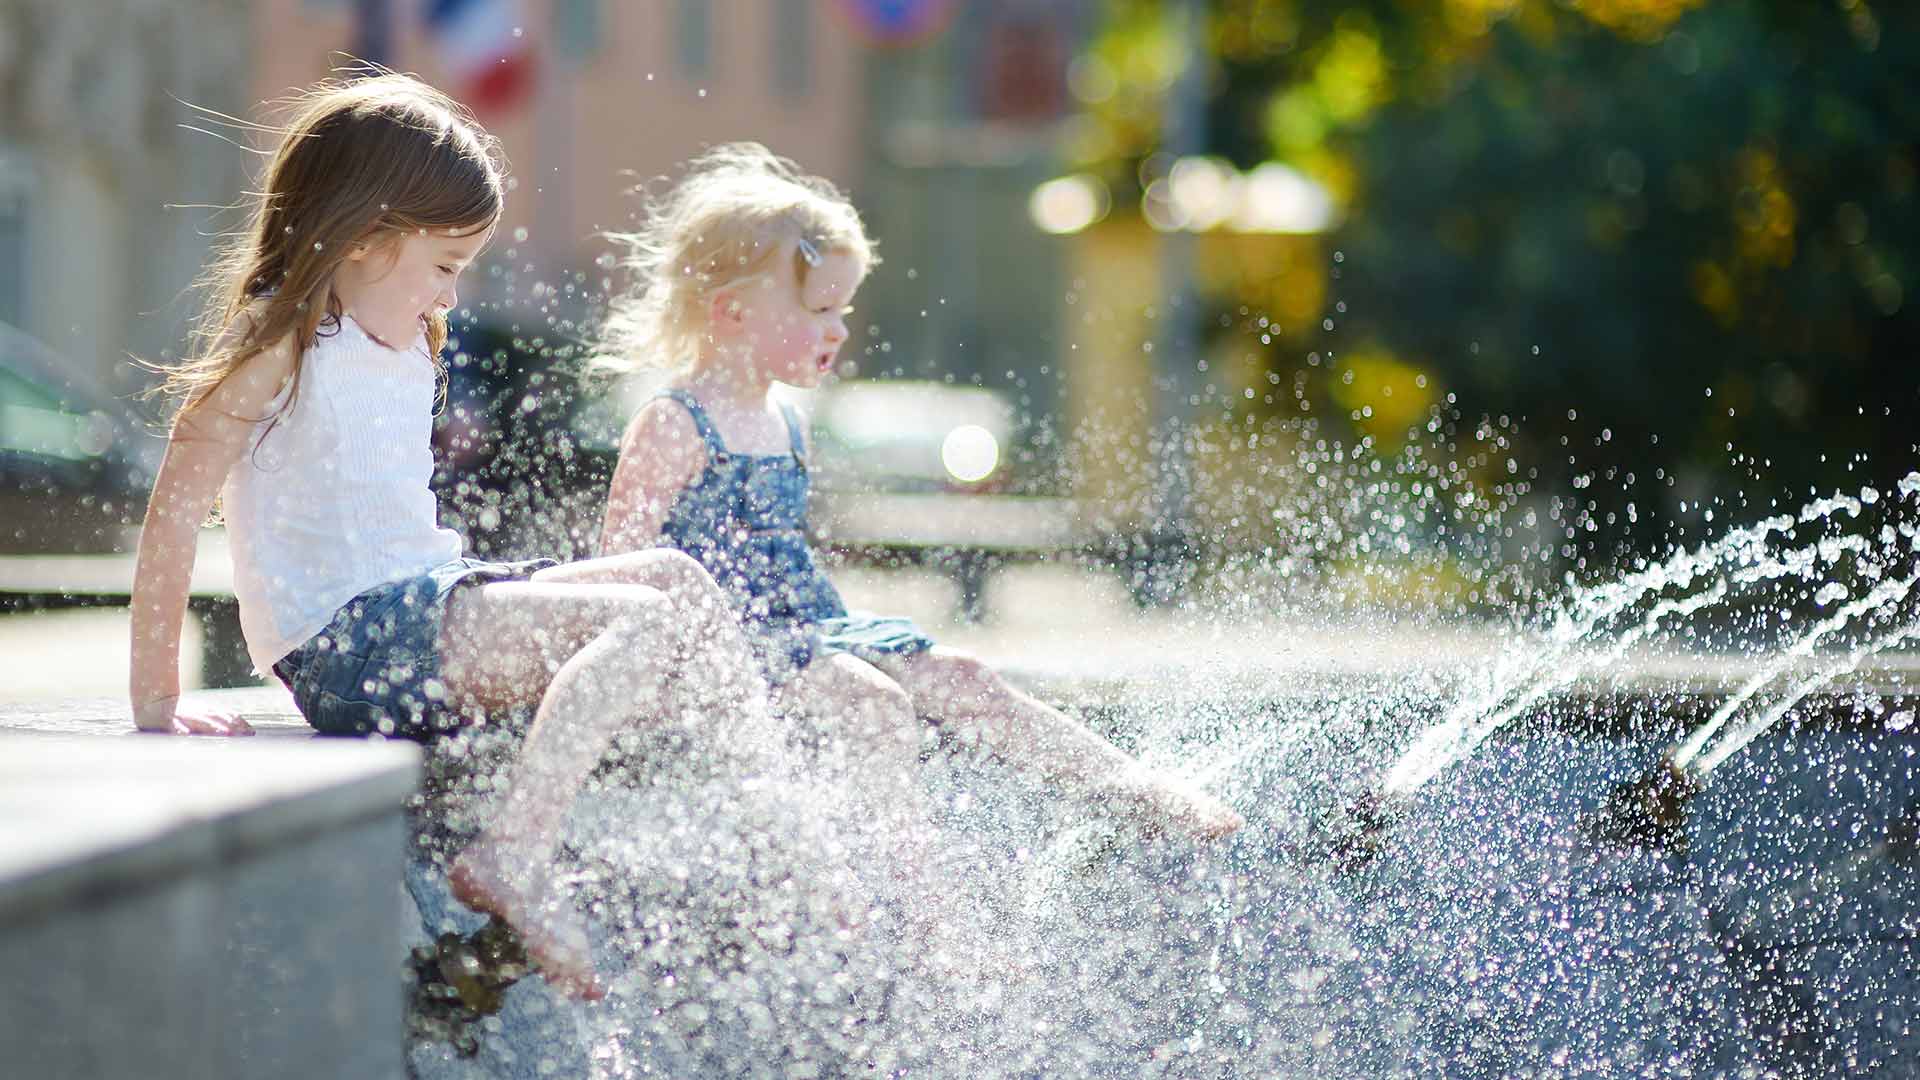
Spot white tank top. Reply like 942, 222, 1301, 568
221, 314, 463, 673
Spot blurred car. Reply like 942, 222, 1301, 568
801, 379, 1082, 621
807, 380, 1019, 495
0, 321, 159, 554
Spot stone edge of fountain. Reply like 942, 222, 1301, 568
0, 728, 420, 1079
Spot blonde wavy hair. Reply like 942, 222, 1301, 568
161, 70, 505, 421
598, 142, 873, 373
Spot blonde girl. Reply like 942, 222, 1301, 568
597, 143, 1242, 841
130, 74, 775, 999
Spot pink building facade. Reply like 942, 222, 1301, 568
249, 1, 866, 291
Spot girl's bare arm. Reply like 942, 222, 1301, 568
129, 333, 296, 734
598, 399, 706, 555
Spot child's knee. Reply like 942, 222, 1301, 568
811, 660, 911, 731
651, 550, 728, 606
925, 651, 999, 695
861, 675, 913, 724
649, 547, 705, 582
551, 611, 675, 709
844, 674, 918, 759
594, 605, 677, 660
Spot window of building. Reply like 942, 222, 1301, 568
676, 0, 711, 79
0, 151, 30, 329
773, 0, 812, 98
554, 0, 602, 63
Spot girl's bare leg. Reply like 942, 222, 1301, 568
778, 654, 931, 846
777, 653, 950, 945
876, 647, 1243, 839
435, 569, 768, 999
532, 551, 772, 720
777, 653, 922, 777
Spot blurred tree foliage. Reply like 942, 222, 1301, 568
1070, 0, 1917, 544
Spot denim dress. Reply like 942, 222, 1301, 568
272, 556, 555, 738
655, 390, 933, 681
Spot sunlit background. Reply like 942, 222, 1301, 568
8, 8, 1920, 1076
3, 0, 1916, 636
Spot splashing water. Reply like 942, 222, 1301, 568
406, 281, 1920, 1075
388, 474, 1920, 1077
1384, 474, 1920, 798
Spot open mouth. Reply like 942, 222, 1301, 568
816, 352, 836, 374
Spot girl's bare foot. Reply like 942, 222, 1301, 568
448, 843, 607, 1001
1106, 769, 1245, 840
1165, 785, 1245, 839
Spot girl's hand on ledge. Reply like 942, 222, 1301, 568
134, 697, 255, 736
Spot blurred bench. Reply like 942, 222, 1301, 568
0, 530, 252, 688
813, 491, 1102, 621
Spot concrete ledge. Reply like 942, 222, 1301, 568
0, 733, 417, 926
0, 685, 309, 739
991, 632, 1920, 717
0, 726, 419, 1079
5, 641, 1916, 1076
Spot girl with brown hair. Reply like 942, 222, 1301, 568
129, 72, 775, 1000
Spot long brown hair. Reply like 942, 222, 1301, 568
164, 71, 505, 420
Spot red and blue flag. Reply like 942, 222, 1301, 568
424, 0, 536, 114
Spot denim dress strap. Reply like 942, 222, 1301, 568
777, 401, 807, 464
657, 389, 729, 461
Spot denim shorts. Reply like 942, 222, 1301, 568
272, 556, 557, 739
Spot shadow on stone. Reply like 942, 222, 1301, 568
1581, 758, 1702, 852
406, 917, 535, 1057
1296, 789, 1403, 876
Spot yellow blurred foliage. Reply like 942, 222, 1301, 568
1733, 146, 1797, 269
1691, 259, 1740, 328
1195, 231, 1327, 325
1314, 22, 1392, 122
1569, 0, 1708, 43
1443, 0, 1524, 38
1327, 347, 1437, 444
1685, 144, 1800, 326
1211, 0, 1302, 61
1266, 87, 1329, 155
1324, 553, 1483, 610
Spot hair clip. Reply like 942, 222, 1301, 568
796, 236, 823, 266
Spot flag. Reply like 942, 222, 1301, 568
423, 0, 537, 114
835, 0, 957, 47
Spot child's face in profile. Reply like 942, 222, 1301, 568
729, 245, 862, 389
334, 223, 490, 348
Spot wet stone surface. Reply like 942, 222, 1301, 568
0, 723, 418, 1080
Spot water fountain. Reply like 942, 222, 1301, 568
427, 366, 1895, 1058
381, 470, 1917, 1077
3, 346, 1906, 1076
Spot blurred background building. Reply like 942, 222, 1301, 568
2, 0, 1105, 519
0, 0, 250, 397
250, 0, 870, 314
